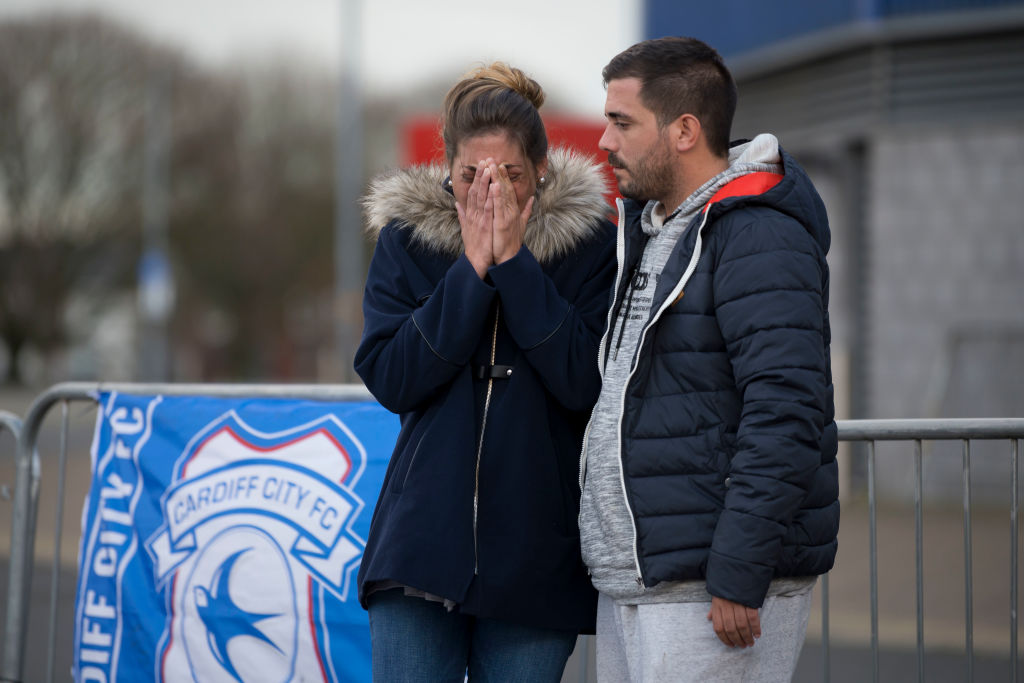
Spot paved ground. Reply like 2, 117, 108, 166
1, 386, 1021, 681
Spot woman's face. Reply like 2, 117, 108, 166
450, 132, 546, 214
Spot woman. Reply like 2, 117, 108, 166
354, 62, 616, 681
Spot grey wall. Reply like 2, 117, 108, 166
868, 122, 1024, 501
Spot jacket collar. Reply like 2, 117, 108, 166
361, 147, 610, 263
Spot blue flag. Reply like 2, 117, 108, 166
73, 391, 398, 683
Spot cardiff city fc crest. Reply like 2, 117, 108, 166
146, 410, 367, 682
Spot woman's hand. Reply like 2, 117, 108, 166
489, 159, 533, 265
455, 160, 495, 279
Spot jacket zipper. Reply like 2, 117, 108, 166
474, 304, 501, 574
587, 201, 712, 588
578, 200, 628, 492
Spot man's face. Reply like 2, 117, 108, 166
599, 77, 677, 206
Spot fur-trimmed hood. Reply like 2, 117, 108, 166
362, 147, 610, 264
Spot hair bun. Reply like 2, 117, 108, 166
468, 62, 545, 110
441, 61, 549, 166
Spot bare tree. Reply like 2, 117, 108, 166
0, 12, 344, 385
0, 15, 339, 384
0, 14, 177, 383
169, 59, 336, 380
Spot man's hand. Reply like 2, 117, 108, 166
707, 596, 761, 648
456, 160, 495, 279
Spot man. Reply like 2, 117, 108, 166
578, 36, 839, 682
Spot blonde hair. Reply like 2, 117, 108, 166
441, 62, 547, 167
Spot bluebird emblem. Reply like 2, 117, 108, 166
194, 548, 282, 682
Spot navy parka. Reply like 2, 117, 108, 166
355, 149, 615, 632
585, 142, 840, 608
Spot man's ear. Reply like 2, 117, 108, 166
669, 113, 702, 153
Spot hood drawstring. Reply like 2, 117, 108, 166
612, 268, 636, 362
613, 267, 654, 362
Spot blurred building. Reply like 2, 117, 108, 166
646, 0, 1024, 501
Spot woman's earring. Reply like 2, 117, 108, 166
442, 176, 454, 195
538, 176, 546, 187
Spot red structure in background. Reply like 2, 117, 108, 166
401, 114, 618, 208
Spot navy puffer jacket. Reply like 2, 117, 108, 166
355, 149, 615, 632
589, 145, 839, 608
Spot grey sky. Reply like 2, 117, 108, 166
0, 0, 641, 117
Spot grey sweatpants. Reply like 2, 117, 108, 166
596, 589, 813, 683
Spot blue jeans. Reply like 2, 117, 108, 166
367, 588, 578, 682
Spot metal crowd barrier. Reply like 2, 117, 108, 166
835, 419, 1024, 683
0, 409, 24, 582
0, 410, 22, 504
0, 383, 1022, 682
0, 410, 26, 670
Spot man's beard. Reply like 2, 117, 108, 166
609, 137, 676, 205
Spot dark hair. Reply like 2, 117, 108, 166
441, 62, 547, 168
603, 37, 736, 158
